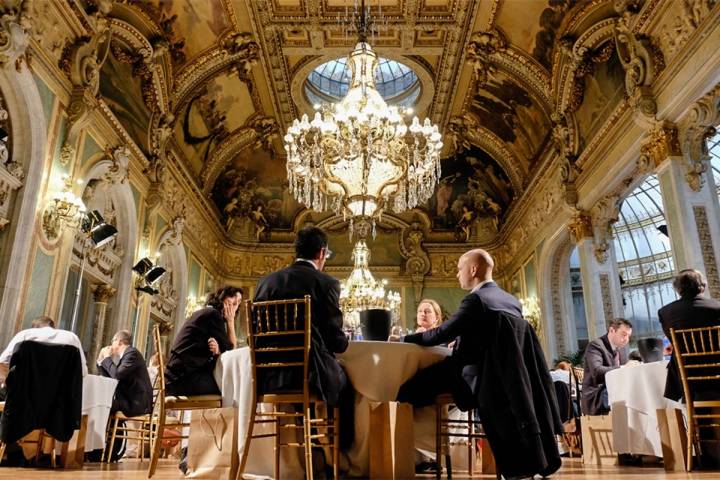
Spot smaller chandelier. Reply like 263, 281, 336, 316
339, 241, 401, 328
284, 39, 443, 239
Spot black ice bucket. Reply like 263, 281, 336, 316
638, 337, 663, 363
359, 309, 392, 341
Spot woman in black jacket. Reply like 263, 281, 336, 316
164, 286, 241, 396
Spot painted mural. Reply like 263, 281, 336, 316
211, 148, 301, 237
575, 52, 626, 150
468, 69, 552, 165
532, 0, 577, 69
426, 146, 514, 234
142, 0, 231, 65
174, 71, 255, 174
99, 43, 150, 156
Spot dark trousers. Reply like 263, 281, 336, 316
165, 370, 220, 397
396, 357, 475, 410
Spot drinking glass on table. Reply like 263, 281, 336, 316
388, 325, 404, 342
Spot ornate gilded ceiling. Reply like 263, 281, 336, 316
65, 0, 653, 244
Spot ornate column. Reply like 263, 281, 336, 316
652, 119, 720, 298
568, 213, 624, 340
88, 283, 116, 373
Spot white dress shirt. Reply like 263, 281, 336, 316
0, 326, 88, 376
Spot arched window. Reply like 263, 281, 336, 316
708, 128, 720, 199
612, 175, 677, 337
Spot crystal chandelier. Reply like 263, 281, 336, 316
339, 240, 401, 328
284, 7, 443, 239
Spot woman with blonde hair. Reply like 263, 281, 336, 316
415, 298, 443, 333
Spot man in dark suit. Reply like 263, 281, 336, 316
253, 226, 353, 448
97, 329, 153, 417
398, 249, 562, 480
581, 318, 631, 415
659, 269, 720, 401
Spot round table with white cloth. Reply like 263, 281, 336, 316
82, 374, 118, 451
606, 360, 683, 456
215, 341, 450, 478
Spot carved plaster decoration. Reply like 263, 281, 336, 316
58, 12, 113, 165
599, 273, 613, 326
159, 216, 185, 250
591, 194, 621, 263
550, 246, 568, 355
429, 253, 462, 278
151, 268, 178, 321
679, 84, 720, 191
553, 113, 581, 207
638, 121, 681, 174
400, 220, 431, 304
222, 31, 260, 80
693, 206, 720, 298
246, 114, 279, 152
659, 0, 717, 62
103, 146, 130, 185
0, 0, 32, 70
613, 10, 664, 118
567, 212, 593, 243
464, 29, 507, 86
72, 234, 123, 283
92, 283, 116, 303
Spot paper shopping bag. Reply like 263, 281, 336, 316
369, 401, 415, 479
187, 407, 239, 479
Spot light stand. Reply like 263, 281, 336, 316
130, 257, 166, 342
69, 210, 118, 334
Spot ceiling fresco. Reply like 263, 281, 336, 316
79, 0, 650, 244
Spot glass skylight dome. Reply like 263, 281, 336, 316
305, 57, 420, 107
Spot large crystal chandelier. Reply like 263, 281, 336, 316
284, 6, 443, 239
340, 241, 401, 328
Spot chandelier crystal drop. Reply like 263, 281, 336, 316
339, 240, 401, 328
284, 40, 443, 239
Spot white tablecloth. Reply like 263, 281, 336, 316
606, 361, 682, 456
215, 341, 450, 478
82, 374, 118, 451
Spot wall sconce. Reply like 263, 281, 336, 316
42, 176, 86, 242
185, 295, 204, 319
131, 257, 167, 340
520, 296, 543, 341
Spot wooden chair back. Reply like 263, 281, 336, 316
244, 295, 312, 399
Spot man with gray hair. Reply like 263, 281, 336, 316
97, 330, 153, 418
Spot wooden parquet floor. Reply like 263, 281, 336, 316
0, 457, 717, 479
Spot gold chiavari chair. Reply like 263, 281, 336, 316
147, 324, 222, 478
670, 325, 720, 471
238, 296, 340, 480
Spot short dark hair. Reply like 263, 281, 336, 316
113, 329, 132, 346
673, 269, 705, 298
608, 318, 633, 331
295, 226, 328, 259
31, 316, 54, 328
206, 285, 244, 310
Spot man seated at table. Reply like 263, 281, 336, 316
397, 248, 562, 480
97, 329, 153, 417
581, 318, 632, 415
0, 315, 87, 388
254, 226, 354, 450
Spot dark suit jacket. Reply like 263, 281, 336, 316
98, 346, 153, 417
165, 307, 234, 390
254, 260, 349, 406
581, 334, 628, 415
404, 282, 562, 478
659, 295, 720, 400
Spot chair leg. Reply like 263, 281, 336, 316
333, 406, 339, 480
106, 417, 120, 463
0, 442, 6, 466
274, 408, 280, 480
304, 403, 314, 480
237, 399, 258, 480
148, 408, 166, 478
686, 421, 694, 471
435, 403, 442, 480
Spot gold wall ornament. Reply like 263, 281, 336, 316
679, 83, 720, 192
567, 213, 593, 243
284, 40, 443, 240
465, 29, 507, 86
0, 0, 32, 71
520, 296, 543, 342
41, 175, 87, 242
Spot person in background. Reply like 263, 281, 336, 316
415, 299, 443, 333
164, 286, 241, 396
0, 316, 87, 385
97, 329, 153, 417
581, 318, 632, 415
550, 361, 571, 385
627, 350, 643, 365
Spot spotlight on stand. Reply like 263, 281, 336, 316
70, 210, 119, 333
131, 257, 167, 340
